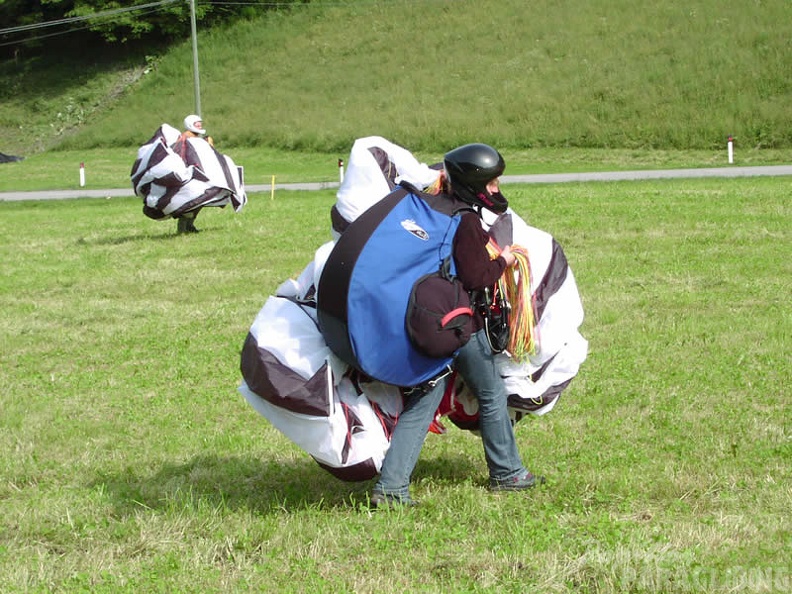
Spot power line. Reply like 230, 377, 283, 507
0, 0, 418, 48
0, 6, 168, 48
0, 0, 179, 36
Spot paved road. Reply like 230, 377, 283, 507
1, 164, 791, 202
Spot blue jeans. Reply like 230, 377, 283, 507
374, 329, 527, 498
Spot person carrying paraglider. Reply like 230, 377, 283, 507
369, 143, 545, 509
171, 114, 215, 233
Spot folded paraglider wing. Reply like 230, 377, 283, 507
239, 137, 587, 480
239, 249, 401, 481
331, 135, 440, 237
130, 123, 247, 219
446, 208, 588, 429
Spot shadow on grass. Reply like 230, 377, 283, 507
92, 455, 367, 515
412, 453, 485, 488
82, 229, 217, 246
93, 451, 479, 516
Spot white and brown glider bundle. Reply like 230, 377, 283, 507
131, 123, 247, 220
239, 136, 587, 481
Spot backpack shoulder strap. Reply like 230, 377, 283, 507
398, 181, 473, 219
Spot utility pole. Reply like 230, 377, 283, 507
189, 0, 201, 115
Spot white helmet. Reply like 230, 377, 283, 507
183, 114, 206, 135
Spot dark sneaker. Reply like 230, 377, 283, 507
489, 471, 546, 492
369, 492, 418, 510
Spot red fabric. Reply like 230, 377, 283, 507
440, 306, 474, 328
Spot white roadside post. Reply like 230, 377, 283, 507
339, 158, 344, 183
728, 135, 734, 164
79, 162, 85, 187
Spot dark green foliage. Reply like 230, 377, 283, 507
0, 0, 301, 50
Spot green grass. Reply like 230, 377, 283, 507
1, 177, 789, 592
2, 0, 792, 156
1, 0, 790, 590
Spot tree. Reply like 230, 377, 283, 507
64, 0, 199, 43
1, 0, 300, 52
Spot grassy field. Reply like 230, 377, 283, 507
1, 0, 789, 591
1, 175, 789, 592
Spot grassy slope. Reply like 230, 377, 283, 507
1, 0, 792, 158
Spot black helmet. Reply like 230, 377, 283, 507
443, 143, 507, 213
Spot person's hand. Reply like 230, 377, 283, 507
500, 245, 517, 267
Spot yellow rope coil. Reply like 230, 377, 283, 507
486, 241, 538, 361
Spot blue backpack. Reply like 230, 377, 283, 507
317, 185, 474, 387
